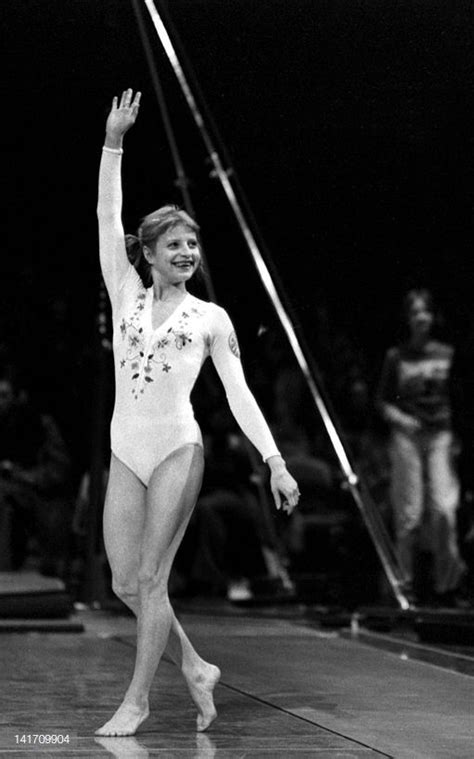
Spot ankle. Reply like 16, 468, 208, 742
123, 692, 149, 711
183, 660, 208, 680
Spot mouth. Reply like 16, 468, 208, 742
173, 260, 195, 272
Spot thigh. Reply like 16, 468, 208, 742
140, 444, 204, 579
103, 453, 147, 580
426, 431, 459, 514
390, 430, 423, 485
389, 430, 424, 515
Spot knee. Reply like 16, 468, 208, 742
394, 509, 422, 535
112, 575, 138, 601
430, 501, 458, 524
428, 485, 459, 518
137, 566, 168, 598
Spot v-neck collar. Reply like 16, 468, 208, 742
147, 289, 190, 333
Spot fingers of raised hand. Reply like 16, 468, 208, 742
114, 89, 141, 112
119, 88, 133, 108
132, 91, 142, 110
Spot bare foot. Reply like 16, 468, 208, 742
186, 664, 221, 732
95, 701, 149, 737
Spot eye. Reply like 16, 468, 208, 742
188, 240, 198, 248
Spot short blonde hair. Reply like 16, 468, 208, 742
126, 205, 200, 286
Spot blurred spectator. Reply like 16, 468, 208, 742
376, 289, 466, 605
450, 317, 474, 585
173, 409, 273, 601
70, 465, 110, 602
0, 366, 73, 579
254, 324, 384, 604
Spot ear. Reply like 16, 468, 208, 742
143, 246, 153, 265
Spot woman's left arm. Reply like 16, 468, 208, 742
209, 306, 299, 513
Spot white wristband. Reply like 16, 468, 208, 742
102, 146, 123, 155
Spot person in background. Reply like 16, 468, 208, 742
173, 408, 270, 601
0, 366, 72, 578
376, 288, 466, 605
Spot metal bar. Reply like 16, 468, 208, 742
141, 0, 410, 611
131, 0, 292, 585
131, 0, 217, 303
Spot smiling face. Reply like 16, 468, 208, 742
145, 223, 201, 285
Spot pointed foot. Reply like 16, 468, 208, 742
95, 702, 149, 737
188, 664, 220, 732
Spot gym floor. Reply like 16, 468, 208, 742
0, 597, 473, 758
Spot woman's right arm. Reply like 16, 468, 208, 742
97, 89, 141, 297
376, 348, 421, 432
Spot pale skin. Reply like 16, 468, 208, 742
96, 89, 300, 737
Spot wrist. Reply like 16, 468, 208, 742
266, 454, 286, 474
104, 133, 124, 150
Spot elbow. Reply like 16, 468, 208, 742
97, 205, 118, 225
97, 202, 111, 220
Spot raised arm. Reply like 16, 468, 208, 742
97, 88, 141, 299
209, 306, 299, 513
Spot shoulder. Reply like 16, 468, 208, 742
187, 296, 231, 326
429, 340, 454, 358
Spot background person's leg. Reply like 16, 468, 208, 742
425, 431, 466, 596
389, 430, 424, 595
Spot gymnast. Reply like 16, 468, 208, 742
95, 89, 300, 737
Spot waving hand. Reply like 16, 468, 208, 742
105, 89, 141, 146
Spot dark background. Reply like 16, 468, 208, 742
2, 0, 474, 472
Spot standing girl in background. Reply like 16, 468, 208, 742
377, 288, 465, 605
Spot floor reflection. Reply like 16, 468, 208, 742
94, 732, 216, 758
195, 733, 217, 758
94, 736, 149, 758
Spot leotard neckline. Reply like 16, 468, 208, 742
146, 289, 190, 333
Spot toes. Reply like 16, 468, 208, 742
196, 709, 216, 733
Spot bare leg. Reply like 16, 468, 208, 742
114, 589, 220, 732
166, 613, 220, 732
97, 449, 219, 736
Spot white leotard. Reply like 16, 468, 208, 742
98, 150, 280, 485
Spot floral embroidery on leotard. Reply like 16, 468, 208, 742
118, 299, 206, 398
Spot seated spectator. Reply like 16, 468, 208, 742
0, 367, 73, 579
173, 409, 274, 601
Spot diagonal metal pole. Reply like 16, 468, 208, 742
131, 0, 217, 303
141, 0, 410, 611
131, 0, 292, 586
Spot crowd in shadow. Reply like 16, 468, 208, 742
1, 287, 474, 611
0, 362, 73, 578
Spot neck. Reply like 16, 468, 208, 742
409, 333, 430, 349
152, 277, 187, 302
